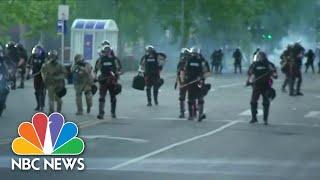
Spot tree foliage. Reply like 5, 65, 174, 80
0, 0, 318, 50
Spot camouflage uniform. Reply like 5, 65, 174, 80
41, 52, 66, 113
72, 54, 94, 115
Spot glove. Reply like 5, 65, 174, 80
174, 82, 177, 90
245, 80, 252, 87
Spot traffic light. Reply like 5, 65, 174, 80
262, 33, 272, 40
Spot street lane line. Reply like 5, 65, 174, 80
217, 83, 243, 88
304, 111, 320, 118
79, 120, 110, 129
82, 135, 148, 143
239, 109, 262, 116
109, 121, 239, 170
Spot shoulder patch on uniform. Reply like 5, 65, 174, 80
147, 58, 155, 62
190, 62, 200, 67
256, 66, 267, 70
103, 62, 112, 66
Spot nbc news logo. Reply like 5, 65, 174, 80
11, 113, 85, 170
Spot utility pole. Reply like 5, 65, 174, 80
58, 0, 68, 64
180, 0, 185, 48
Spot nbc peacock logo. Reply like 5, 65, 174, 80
12, 112, 84, 155
11, 112, 85, 171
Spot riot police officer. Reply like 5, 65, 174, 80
41, 50, 66, 114
94, 45, 121, 119
72, 54, 94, 115
5, 41, 18, 90
15, 43, 28, 89
0, 44, 9, 116
28, 44, 46, 111
99, 40, 122, 72
280, 46, 291, 92
288, 42, 305, 96
305, 49, 315, 73
247, 51, 277, 125
175, 48, 190, 118
140, 45, 162, 106
184, 47, 210, 121
233, 48, 243, 74
210, 49, 217, 73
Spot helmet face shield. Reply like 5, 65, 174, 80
48, 50, 58, 62
101, 40, 111, 46
74, 54, 84, 63
101, 45, 112, 56
145, 45, 154, 55
32, 46, 43, 56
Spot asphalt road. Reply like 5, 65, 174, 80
0, 71, 320, 180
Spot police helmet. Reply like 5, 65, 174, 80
114, 83, 122, 95
256, 51, 268, 62
5, 41, 15, 49
0, 44, 4, 57
74, 54, 84, 64
200, 83, 211, 97
101, 40, 111, 46
31, 45, 43, 56
48, 50, 58, 61
181, 48, 190, 54
14, 43, 24, 50
91, 84, 98, 95
190, 47, 200, 54
266, 87, 276, 100
156, 78, 164, 88
101, 45, 112, 54
56, 87, 67, 98
145, 45, 154, 51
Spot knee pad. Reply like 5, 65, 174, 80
76, 92, 82, 96
99, 98, 105, 102
198, 99, 204, 105
84, 91, 92, 96
188, 101, 195, 106
111, 98, 117, 103
250, 101, 258, 107
262, 101, 270, 107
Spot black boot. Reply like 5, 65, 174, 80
146, 88, 152, 106
263, 103, 270, 125
250, 103, 258, 124
188, 102, 195, 121
296, 77, 303, 96
34, 93, 40, 111
179, 101, 185, 118
198, 103, 206, 122
153, 87, 159, 105
111, 99, 116, 118
97, 99, 105, 119
18, 81, 24, 89
39, 91, 46, 112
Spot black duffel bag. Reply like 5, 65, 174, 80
132, 73, 145, 91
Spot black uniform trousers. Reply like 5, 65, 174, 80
250, 85, 270, 122
99, 80, 116, 116
145, 74, 159, 104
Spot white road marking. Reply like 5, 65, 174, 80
109, 121, 239, 170
82, 135, 148, 143
304, 111, 320, 118
239, 109, 263, 116
217, 83, 243, 88
152, 117, 185, 121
